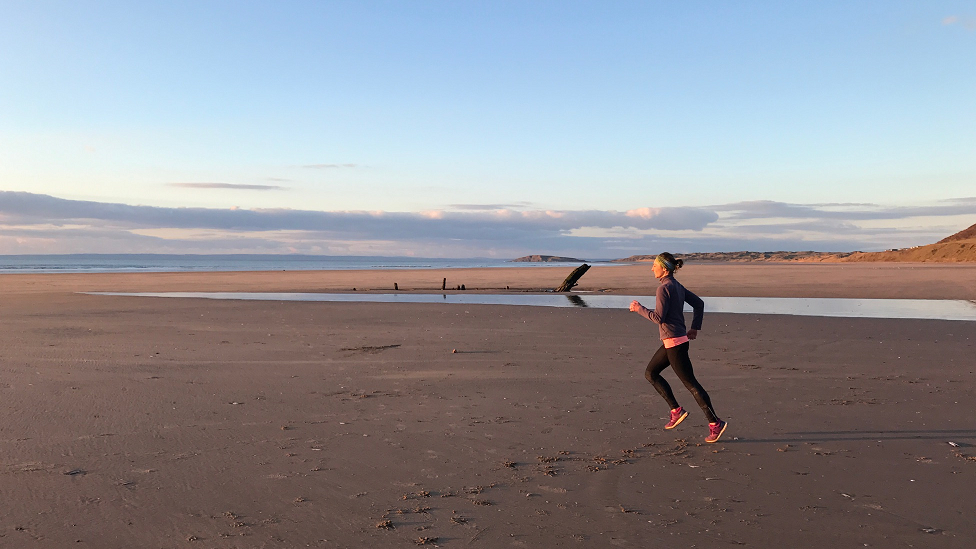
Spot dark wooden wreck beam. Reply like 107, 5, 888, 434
555, 264, 590, 292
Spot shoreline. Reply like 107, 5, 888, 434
4, 261, 976, 299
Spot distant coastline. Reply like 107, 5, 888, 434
531, 221, 976, 264
509, 255, 587, 263
612, 251, 859, 263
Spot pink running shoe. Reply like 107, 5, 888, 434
665, 407, 689, 430
705, 420, 727, 443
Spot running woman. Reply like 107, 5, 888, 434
629, 252, 727, 443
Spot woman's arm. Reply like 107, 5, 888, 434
685, 288, 704, 332
631, 286, 671, 325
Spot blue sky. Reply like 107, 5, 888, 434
1, 1, 974, 257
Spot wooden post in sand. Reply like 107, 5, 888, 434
555, 264, 590, 292
394, 283, 399, 291
442, 278, 447, 291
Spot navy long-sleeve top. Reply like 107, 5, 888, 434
634, 274, 704, 340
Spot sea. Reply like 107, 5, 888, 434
0, 254, 606, 274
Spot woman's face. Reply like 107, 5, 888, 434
652, 261, 668, 279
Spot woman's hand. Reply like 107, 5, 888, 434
687, 329, 698, 340
629, 300, 642, 312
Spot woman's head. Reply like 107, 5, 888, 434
652, 252, 683, 278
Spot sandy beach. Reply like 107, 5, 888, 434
2, 263, 975, 548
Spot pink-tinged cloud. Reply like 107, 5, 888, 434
942, 14, 976, 30
0, 192, 972, 255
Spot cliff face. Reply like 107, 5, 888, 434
937, 223, 976, 244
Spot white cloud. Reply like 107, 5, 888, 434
448, 202, 535, 211
713, 200, 976, 221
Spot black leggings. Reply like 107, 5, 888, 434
644, 342, 719, 423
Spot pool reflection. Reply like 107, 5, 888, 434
566, 295, 588, 307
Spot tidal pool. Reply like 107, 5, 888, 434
88, 292, 976, 322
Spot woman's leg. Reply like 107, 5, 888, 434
644, 345, 680, 410
665, 343, 719, 423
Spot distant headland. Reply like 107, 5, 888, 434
510, 255, 587, 263
612, 251, 859, 262
516, 222, 976, 263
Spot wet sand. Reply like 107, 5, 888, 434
1, 263, 974, 547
